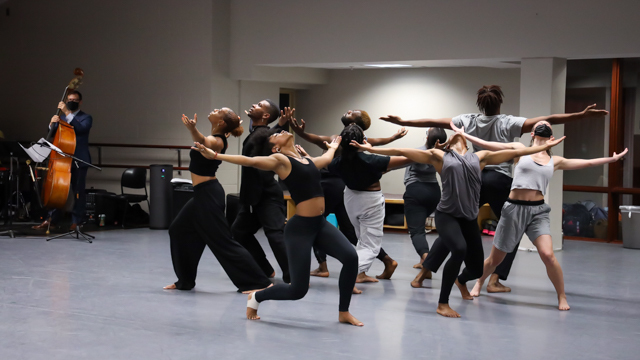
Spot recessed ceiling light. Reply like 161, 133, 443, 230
364, 64, 412, 68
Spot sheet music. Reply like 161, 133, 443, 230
19, 138, 52, 162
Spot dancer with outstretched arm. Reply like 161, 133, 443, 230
194, 130, 363, 326
380, 85, 607, 293
351, 132, 564, 318
450, 120, 626, 310
164, 109, 272, 293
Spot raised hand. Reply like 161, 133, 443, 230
583, 104, 609, 117
191, 142, 217, 160
433, 139, 449, 150
280, 107, 295, 123
295, 144, 309, 157
545, 136, 566, 148
290, 117, 306, 133
613, 148, 629, 161
450, 121, 465, 136
393, 127, 408, 139
350, 139, 372, 151
182, 114, 197, 130
380, 115, 402, 124
325, 136, 341, 151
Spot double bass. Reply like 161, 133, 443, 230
41, 68, 84, 209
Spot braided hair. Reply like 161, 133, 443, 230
339, 123, 364, 161
476, 85, 504, 115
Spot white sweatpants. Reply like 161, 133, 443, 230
343, 188, 385, 273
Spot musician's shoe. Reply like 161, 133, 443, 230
69, 223, 78, 232
32, 220, 55, 230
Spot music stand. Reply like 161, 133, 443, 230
0, 141, 30, 238
32, 140, 102, 243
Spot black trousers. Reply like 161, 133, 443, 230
423, 211, 484, 304
168, 180, 271, 292
313, 177, 388, 264
479, 169, 515, 280
255, 215, 358, 312
403, 182, 441, 257
50, 165, 88, 225
232, 195, 290, 283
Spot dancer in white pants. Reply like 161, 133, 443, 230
328, 124, 412, 283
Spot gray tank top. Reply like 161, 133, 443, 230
436, 151, 482, 220
404, 146, 437, 186
510, 155, 554, 195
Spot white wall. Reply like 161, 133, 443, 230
296, 67, 521, 194
230, 0, 640, 79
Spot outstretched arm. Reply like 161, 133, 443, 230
554, 148, 628, 171
310, 137, 342, 169
451, 121, 525, 151
521, 104, 609, 133
387, 156, 414, 170
379, 115, 453, 129
192, 142, 282, 171
367, 127, 408, 146
289, 117, 334, 150
182, 114, 218, 149
350, 140, 440, 166
478, 137, 565, 167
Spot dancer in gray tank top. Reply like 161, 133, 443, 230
380, 85, 608, 293
351, 132, 564, 318
452, 121, 627, 310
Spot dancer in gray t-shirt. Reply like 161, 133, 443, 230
380, 85, 608, 293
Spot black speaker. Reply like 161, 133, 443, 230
172, 183, 194, 221
149, 164, 173, 229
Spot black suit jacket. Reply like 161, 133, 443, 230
50, 111, 93, 167
239, 123, 286, 206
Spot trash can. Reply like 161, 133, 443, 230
620, 206, 640, 249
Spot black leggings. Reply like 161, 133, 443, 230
423, 211, 484, 304
169, 180, 272, 292
478, 169, 515, 280
255, 214, 358, 312
313, 177, 388, 264
403, 182, 441, 257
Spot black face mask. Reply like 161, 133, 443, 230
66, 101, 79, 111
534, 124, 553, 138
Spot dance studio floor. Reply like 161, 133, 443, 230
1, 228, 639, 360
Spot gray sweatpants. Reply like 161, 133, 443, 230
344, 188, 385, 273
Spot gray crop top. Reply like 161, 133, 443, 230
510, 155, 554, 195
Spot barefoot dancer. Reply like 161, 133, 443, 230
380, 85, 608, 293
452, 121, 627, 310
403, 128, 447, 284
164, 109, 272, 293
329, 124, 413, 284
194, 130, 363, 326
351, 132, 564, 318
289, 109, 406, 279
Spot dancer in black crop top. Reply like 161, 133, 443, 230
164, 108, 273, 293
194, 126, 363, 327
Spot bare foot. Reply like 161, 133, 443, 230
352, 286, 362, 294
487, 274, 511, 293
376, 256, 398, 279
455, 279, 473, 300
310, 261, 330, 277
246, 293, 260, 320
338, 311, 363, 326
356, 272, 379, 283
241, 283, 274, 294
558, 295, 570, 311
163, 283, 177, 290
410, 267, 432, 288
470, 279, 484, 297
436, 303, 461, 318
413, 253, 428, 269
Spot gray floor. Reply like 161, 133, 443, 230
1, 229, 639, 360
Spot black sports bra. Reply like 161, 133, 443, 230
281, 156, 324, 205
189, 134, 228, 176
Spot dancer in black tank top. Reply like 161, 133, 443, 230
164, 108, 272, 293
194, 125, 363, 327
